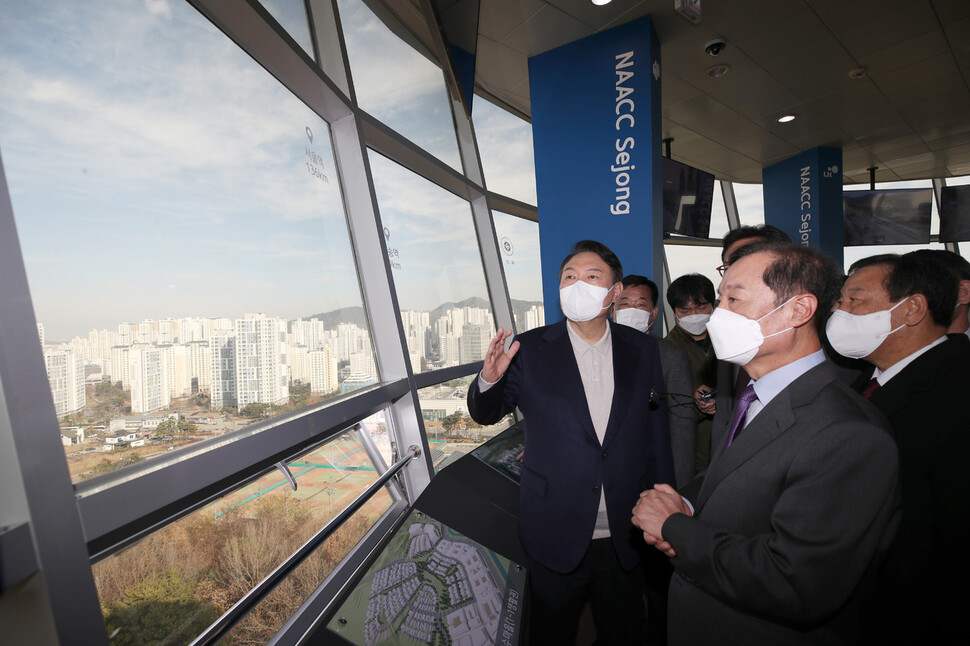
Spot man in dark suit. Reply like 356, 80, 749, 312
828, 252, 970, 644
632, 242, 900, 645
611, 273, 695, 646
612, 274, 696, 488
703, 225, 792, 449
467, 240, 675, 645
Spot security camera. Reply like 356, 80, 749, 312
705, 39, 727, 56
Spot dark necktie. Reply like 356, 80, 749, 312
861, 378, 880, 399
726, 384, 757, 447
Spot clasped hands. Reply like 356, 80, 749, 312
631, 483, 691, 558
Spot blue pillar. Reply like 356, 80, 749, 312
762, 147, 844, 267
529, 15, 663, 323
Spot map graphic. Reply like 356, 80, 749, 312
471, 426, 524, 484
328, 510, 524, 645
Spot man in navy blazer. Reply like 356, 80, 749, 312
467, 240, 675, 645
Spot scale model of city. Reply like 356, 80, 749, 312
329, 510, 512, 645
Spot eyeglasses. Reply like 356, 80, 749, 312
716, 263, 729, 277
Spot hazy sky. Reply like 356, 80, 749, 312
1, 0, 962, 342
0, 0, 364, 340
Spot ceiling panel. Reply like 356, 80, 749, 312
477, 0, 546, 42
834, 2, 940, 59
456, 0, 970, 182
500, 5, 593, 55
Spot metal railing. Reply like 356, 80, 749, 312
189, 443, 421, 646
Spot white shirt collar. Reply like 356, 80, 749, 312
566, 320, 611, 356
873, 335, 947, 385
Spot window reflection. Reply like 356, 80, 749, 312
491, 211, 544, 332
337, 0, 462, 171
417, 375, 514, 472
0, 0, 375, 482
94, 424, 393, 645
368, 151, 494, 370
474, 96, 537, 204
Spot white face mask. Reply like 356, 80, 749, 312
825, 299, 907, 359
560, 280, 612, 322
614, 307, 653, 332
706, 296, 797, 365
677, 313, 710, 336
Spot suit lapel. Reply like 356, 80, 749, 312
698, 392, 796, 508
697, 363, 832, 510
542, 322, 598, 443
604, 324, 636, 450
867, 338, 953, 418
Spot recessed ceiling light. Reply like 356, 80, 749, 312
848, 67, 868, 79
777, 114, 797, 123
591, 0, 612, 5
705, 64, 731, 78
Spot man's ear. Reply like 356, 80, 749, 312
610, 283, 623, 304
900, 294, 930, 326
958, 279, 970, 307
789, 293, 818, 328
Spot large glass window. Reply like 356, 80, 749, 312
663, 245, 723, 293
93, 424, 394, 645
417, 375, 515, 472
733, 182, 766, 226
0, 0, 375, 482
368, 151, 494, 371
843, 243, 946, 273
473, 96, 537, 205
491, 212, 544, 332
337, 0, 462, 172
708, 181, 730, 239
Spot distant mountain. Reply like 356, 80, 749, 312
428, 296, 491, 322
303, 306, 368, 329
304, 296, 545, 329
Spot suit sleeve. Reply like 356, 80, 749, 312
661, 414, 900, 625
466, 341, 522, 425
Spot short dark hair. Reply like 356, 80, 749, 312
849, 252, 957, 327
909, 249, 970, 281
722, 224, 791, 263
621, 274, 659, 307
666, 273, 716, 310
559, 240, 623, 284
736, 241, 841, 334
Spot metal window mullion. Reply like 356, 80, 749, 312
192, 0, 352, 124
79, 381, 409, 560
330, 112, 433, 500
0, 155, 109, 642
722, 180, 740, 231
933, 178, 959, 253
662, 247, 672, 336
